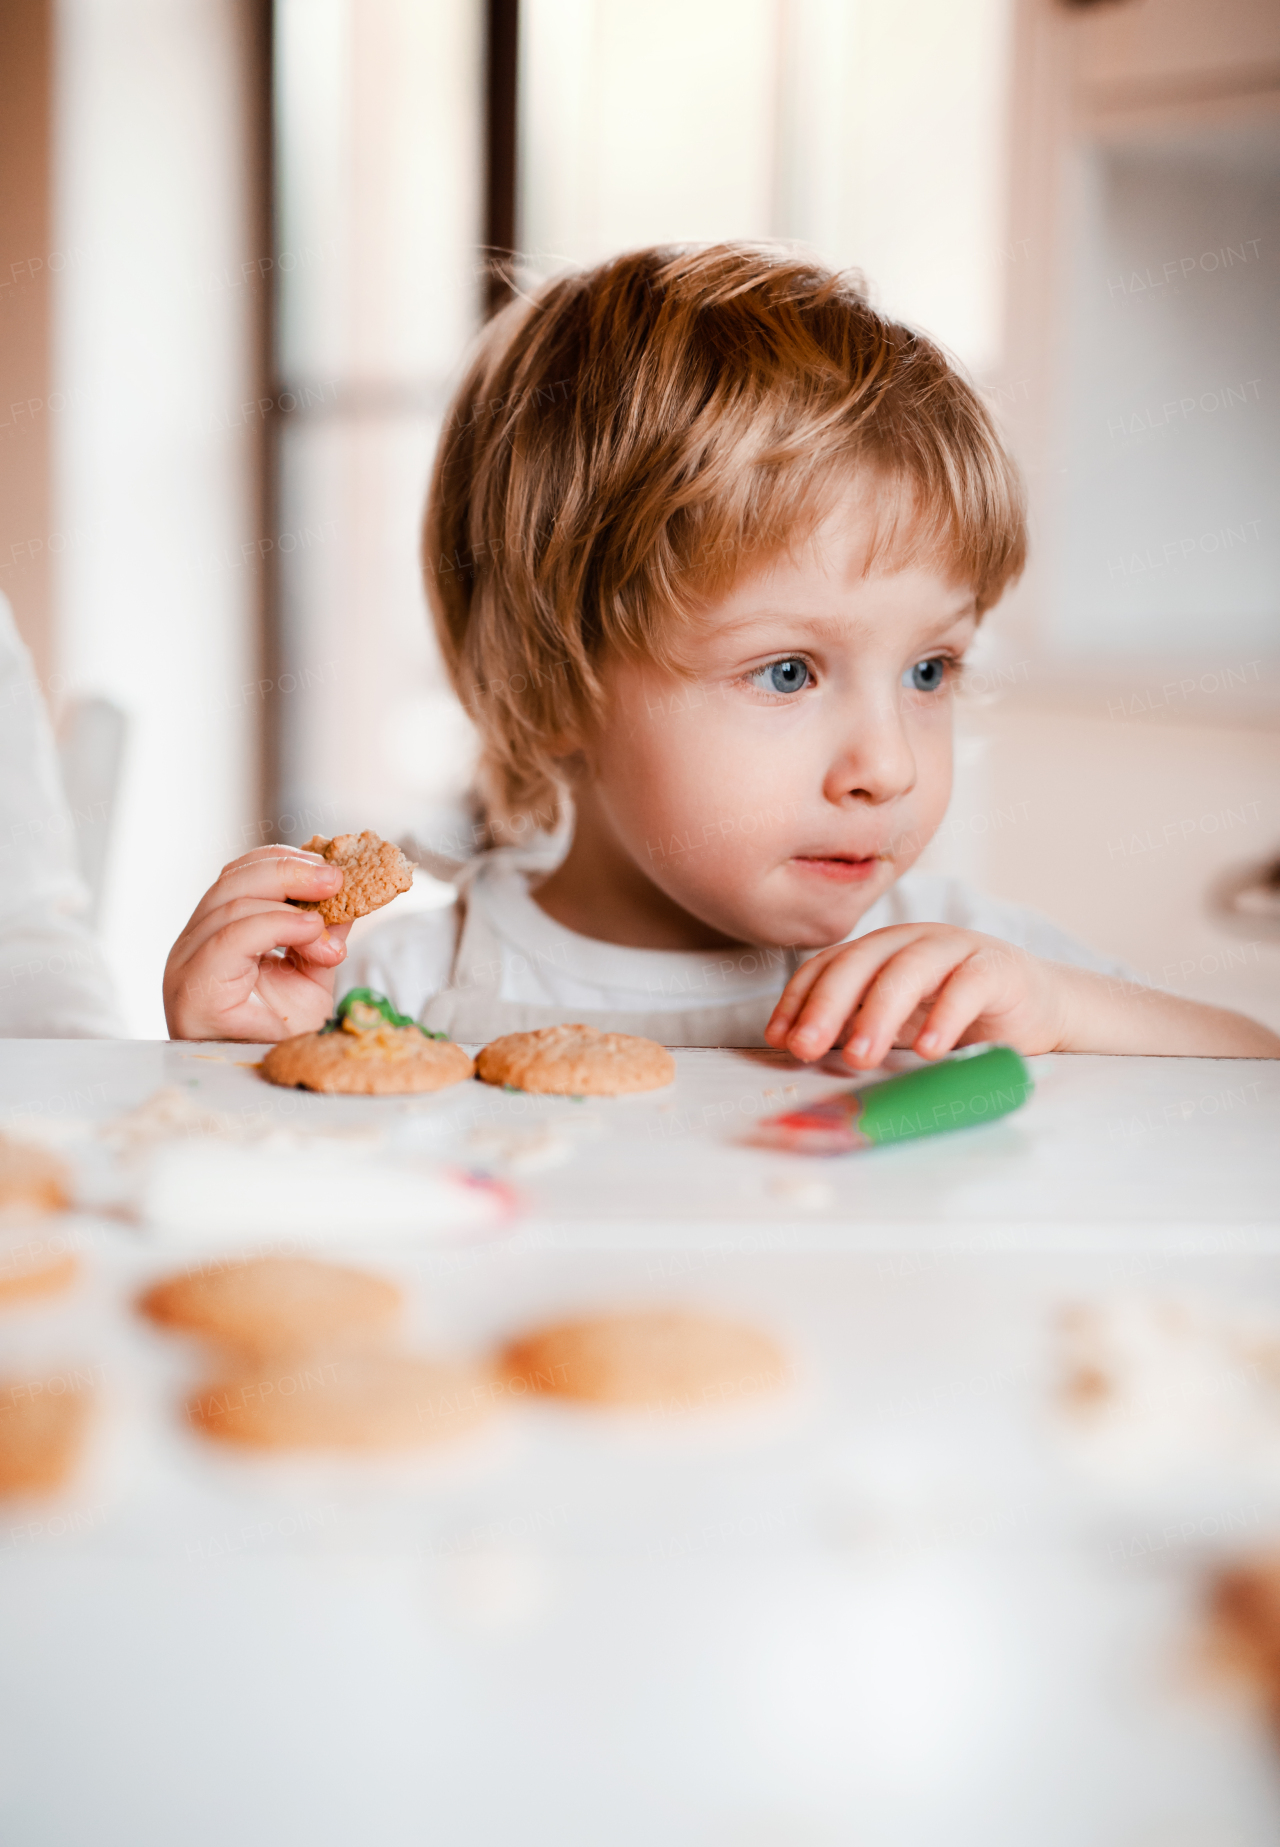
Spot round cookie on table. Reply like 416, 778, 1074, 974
476, 1024, 675, 1097
0, 1135, 79, 1305
0, 1233, 79, 1307
500, 1308, 789, 1411
186, 1351, 494, 1452
141, 1253, 497, 1455
289, 829, 413, 926
138, 1254, 402, 1359
261, 989, 474, 1095
0, 1135, 69, 1218
0, 1376, 94, 1494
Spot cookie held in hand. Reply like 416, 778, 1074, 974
291, 830, 413, 926
260, 989, 475, 1095
476, 1024, 675, 1096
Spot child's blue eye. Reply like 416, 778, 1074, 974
752, 658, 811, 695
903, 657, 949, 693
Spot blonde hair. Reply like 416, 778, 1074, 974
424, 243, 1026, 833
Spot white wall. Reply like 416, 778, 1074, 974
519, 0, 1014, 380
785, 0, 1013, 379
520, 0, 778, 263
54, 0, 259, 1036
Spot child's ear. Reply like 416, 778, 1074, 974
549, 746, 590, 785
545, 711, 595, 777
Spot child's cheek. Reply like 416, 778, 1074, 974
898, 721, 954, 849
661, 711, 792, 830
918, 711, 955, 804
604, 671, 817, 851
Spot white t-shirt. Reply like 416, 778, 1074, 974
341, 847, 1132, 1025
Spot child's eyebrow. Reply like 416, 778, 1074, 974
913, 605, 980, 643
710, 601, 979, 647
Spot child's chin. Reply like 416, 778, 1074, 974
691, 870, 881, 951
750, 900, 875, 952
760, 874, 887, 946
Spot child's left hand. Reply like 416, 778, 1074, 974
765, 923, 1071, 1068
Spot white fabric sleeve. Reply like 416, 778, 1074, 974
0, 597, 123, 1037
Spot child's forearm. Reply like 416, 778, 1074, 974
1055, 964, 1280, 1058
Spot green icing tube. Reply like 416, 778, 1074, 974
752, 1044, 1034, 1155
856, 1044, 1033, 1146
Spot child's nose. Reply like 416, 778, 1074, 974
824, 702, 917, 804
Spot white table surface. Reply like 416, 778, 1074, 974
0, 1040, 1278, 1845
1, 1038, 1275, 1245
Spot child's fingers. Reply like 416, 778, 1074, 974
912, 957, 1004, 1058
198, 844, 330, 897
780, 941, 914, 1059
769, 928, 939, 1050
290, 920, 351, 966
212, 851, 340, 907
183, 855, 342, 932
218, 845, 328, 872
176, 894, 327, 964
764, 947, 845, 1042
833, 938, 977, 1068
771, 928, 995, 1062
174, 910, 335, 1007
252, 955, 342, 1031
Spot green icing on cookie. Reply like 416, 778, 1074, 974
320, 988, 451, 1041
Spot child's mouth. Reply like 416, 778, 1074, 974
790, 854, 883, 884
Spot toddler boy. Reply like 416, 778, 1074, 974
164, 245, 1278, 1061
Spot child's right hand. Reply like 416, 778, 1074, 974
163, 846, 351, 1042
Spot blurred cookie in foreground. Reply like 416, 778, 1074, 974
261, 988, 474, 1094
0, 1374, 93, 1494
0, 1230, 78, 1307
187, 1351, 493, 1451
476, 1024, 675, 1096
1209, 1552, 1280, 1737
0, 1136, 69, 1217
291, 830, 413, 926
1054, 1297, 1280, 1482
139, 1254, 401, 1358
500, 1309, 790, 1410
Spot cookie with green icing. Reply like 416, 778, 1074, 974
261, 989, 474, 1094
